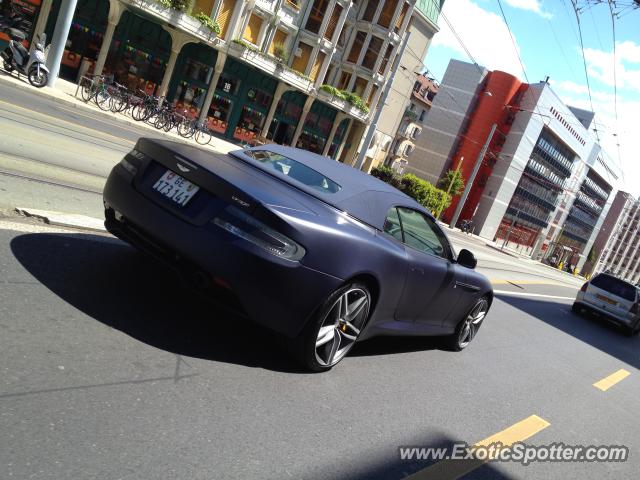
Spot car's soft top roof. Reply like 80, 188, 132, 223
230, 144, 427, 229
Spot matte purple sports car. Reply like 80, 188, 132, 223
103, 139, 492, 371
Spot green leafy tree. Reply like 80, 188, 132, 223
438, 169, 465, 196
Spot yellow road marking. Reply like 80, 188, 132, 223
593, 369, 630, 391
404, 415, 550, 480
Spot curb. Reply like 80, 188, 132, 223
0, 73, 235, 152
15, 207, 106, 233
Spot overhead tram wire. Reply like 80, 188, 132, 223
607, 0, 625, 179
570, 0, 601, 142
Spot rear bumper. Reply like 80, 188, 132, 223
103, 166, 343, 338
574, 300, 637, 328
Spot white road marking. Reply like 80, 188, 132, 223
494, 290, 575, 300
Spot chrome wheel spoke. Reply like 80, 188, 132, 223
346, 295, 367, 321
327, 331, 341, 364
339, 329, 358, 342
343, 321, 360, 336
316, 325, 336, 348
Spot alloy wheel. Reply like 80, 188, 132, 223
314, 287, 370, 367
457, 298, 488, 349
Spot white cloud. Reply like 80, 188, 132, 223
583, 41, 640, 93
432, 0, 526, 78
503, 0, 553, 19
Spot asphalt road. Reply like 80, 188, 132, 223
1, 220, 639, 479
1, 78, 637, 479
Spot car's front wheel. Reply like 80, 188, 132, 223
295, 282, 371, 372
446, 297, 489, 351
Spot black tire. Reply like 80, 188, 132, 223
571, 303, 581, 314
27, 66, 48, 88
445, 296, 489, 351
177, 118, 195, 138
194, 127, 212, 145
110, 93, 126, 113
3, 60, 14, 72
293, 282, 371, 372
80, 81, 95, 102
95, 89, 111, 110
131, 103, 146, 121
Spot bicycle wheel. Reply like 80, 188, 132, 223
163, 115, 176, 132
80, 81, 96, 102
110, 92, 126, 113
131, 103, 146, 121
96, 89, 112, 111
177, 118, 195, 138
194, 127, 212, 145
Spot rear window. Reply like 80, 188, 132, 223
590, 274, 637, 302
243, 150, 341, 194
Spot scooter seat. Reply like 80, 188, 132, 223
8, 28, 26, 41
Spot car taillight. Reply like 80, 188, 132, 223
213, 206, 306, 261
580, 282, 589, 292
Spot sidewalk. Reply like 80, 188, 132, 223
0, 70, 237, 154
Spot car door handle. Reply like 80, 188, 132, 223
411, 266, 424, 274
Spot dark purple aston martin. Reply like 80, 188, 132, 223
103, 139, 492, 371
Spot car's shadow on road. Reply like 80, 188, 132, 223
497, 294, 640, 369
10, 232, 304, 373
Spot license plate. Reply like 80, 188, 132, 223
596, 294, 616, 305
152, 170, 199, 206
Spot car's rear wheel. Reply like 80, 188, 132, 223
571, 302, 581, 314
295, 282, 371, 372
446, 297, 488, 351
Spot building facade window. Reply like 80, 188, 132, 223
395, 2, 409, 33
305, 0, 328, 34
353, 76, 367, 97
362, 0, 380, 22
377, 0, 398, 28
243, 13, 263, 45
291, 42, 313, 74
362, 36, 383, 70
216, 0, 237, 38
347, 31, 366, 63
310, 51, 326, 81
324, 4, 343, 41
378, 44, 393, 74
337, 71, 351, 89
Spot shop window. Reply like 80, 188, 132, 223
269, 29, 288, 55
276, 98, 303, 121
310, 52, 326, 81
193, 0, 215, 17
337, 71, 351, 90
324, 4, 343, 41
362, 0, 380, 22
216, 72, 241, 95
216, 0, 236, 38
172, 58, 214, 117
347, 31, 366, 63
243, 13, 263, 45
291, 42, 313, 74
353, 77, 367, 98
395, 2, 409, 33
362, 36, 383, 70
246, 88, 273, 110
305, 0, 328, 34
234, 106, 266, 143
378, 44, 393, 74
378, 0, 397, 28
206, 94, 233, 134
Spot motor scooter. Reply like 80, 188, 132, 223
1, 29, 49, 88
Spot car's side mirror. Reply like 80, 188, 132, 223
457, 249, 477, 269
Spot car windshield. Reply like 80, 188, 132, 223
243, 150, 341, 194
590, 274, 637, 302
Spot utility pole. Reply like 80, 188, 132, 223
449, 123, 497, 229
354, 29, 412, 171
436, 156, 463, 220
46, 0, 78, 87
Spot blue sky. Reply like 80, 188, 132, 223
423, 0, 640, 196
